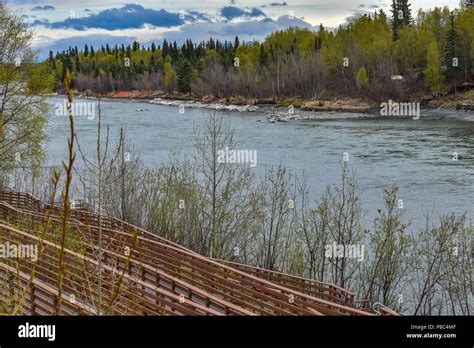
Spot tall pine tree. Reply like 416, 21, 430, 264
444, 13, 462, 81
234, 36, 240, 50
391, 0, 412, 39
177, 59, 192, 93
399, 0, 412, 26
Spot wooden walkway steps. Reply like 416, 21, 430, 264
0, 189, 394, 316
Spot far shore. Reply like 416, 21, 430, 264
51, 89, 474, 122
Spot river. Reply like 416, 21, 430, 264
44, 97, 474, 232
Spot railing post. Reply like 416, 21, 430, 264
30, 284, 36, 315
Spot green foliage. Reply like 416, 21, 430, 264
456, 7, 474, 79
419, 7, 451, 48
391, 0, 413, 39
264, 27, 318, 57
356, 67, 369, 89
393, 26, 431, 71
163, 56, 177, 92
359, 186, 412, 308
351, 14, 392, 63
444, 13, 462, 80
177, 59, 193, 93
0, 6, 51, 180
424, 41, 445, 95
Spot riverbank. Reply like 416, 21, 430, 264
64, 89, 474, 121
72, 89, 379, 112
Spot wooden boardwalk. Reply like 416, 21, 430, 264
0, 190, 397, 316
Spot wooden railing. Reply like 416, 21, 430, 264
1, 204, 370, 316
0, 202, 252, 315
0, 203, 335, 315
0, 262, 97, 315
0, 190, 357, 307
0, 190, 191, 252
0, 190, 386, 316
0, 223, 226, 315
215, 259, 355, 306
0, 203, 256, 315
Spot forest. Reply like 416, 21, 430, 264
42, 1, 474, 102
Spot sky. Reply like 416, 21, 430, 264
4, 0, 460, 58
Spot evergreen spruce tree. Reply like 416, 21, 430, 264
399, 0, 412, 26
391, 0, 412, 39
162, 39, 170, 59
391, 0, 400, 39
132, 41, 139, 51
444, 13, 462, 81
75, 55, 80, 74
208, 37, 216, 50
258, 44, 268, 67
234, 36, 240, 50
150, 54, 155, 73
177, 59, 192, 93
172, 41, 179, 61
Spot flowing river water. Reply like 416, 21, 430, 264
45, 97, 474, 232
